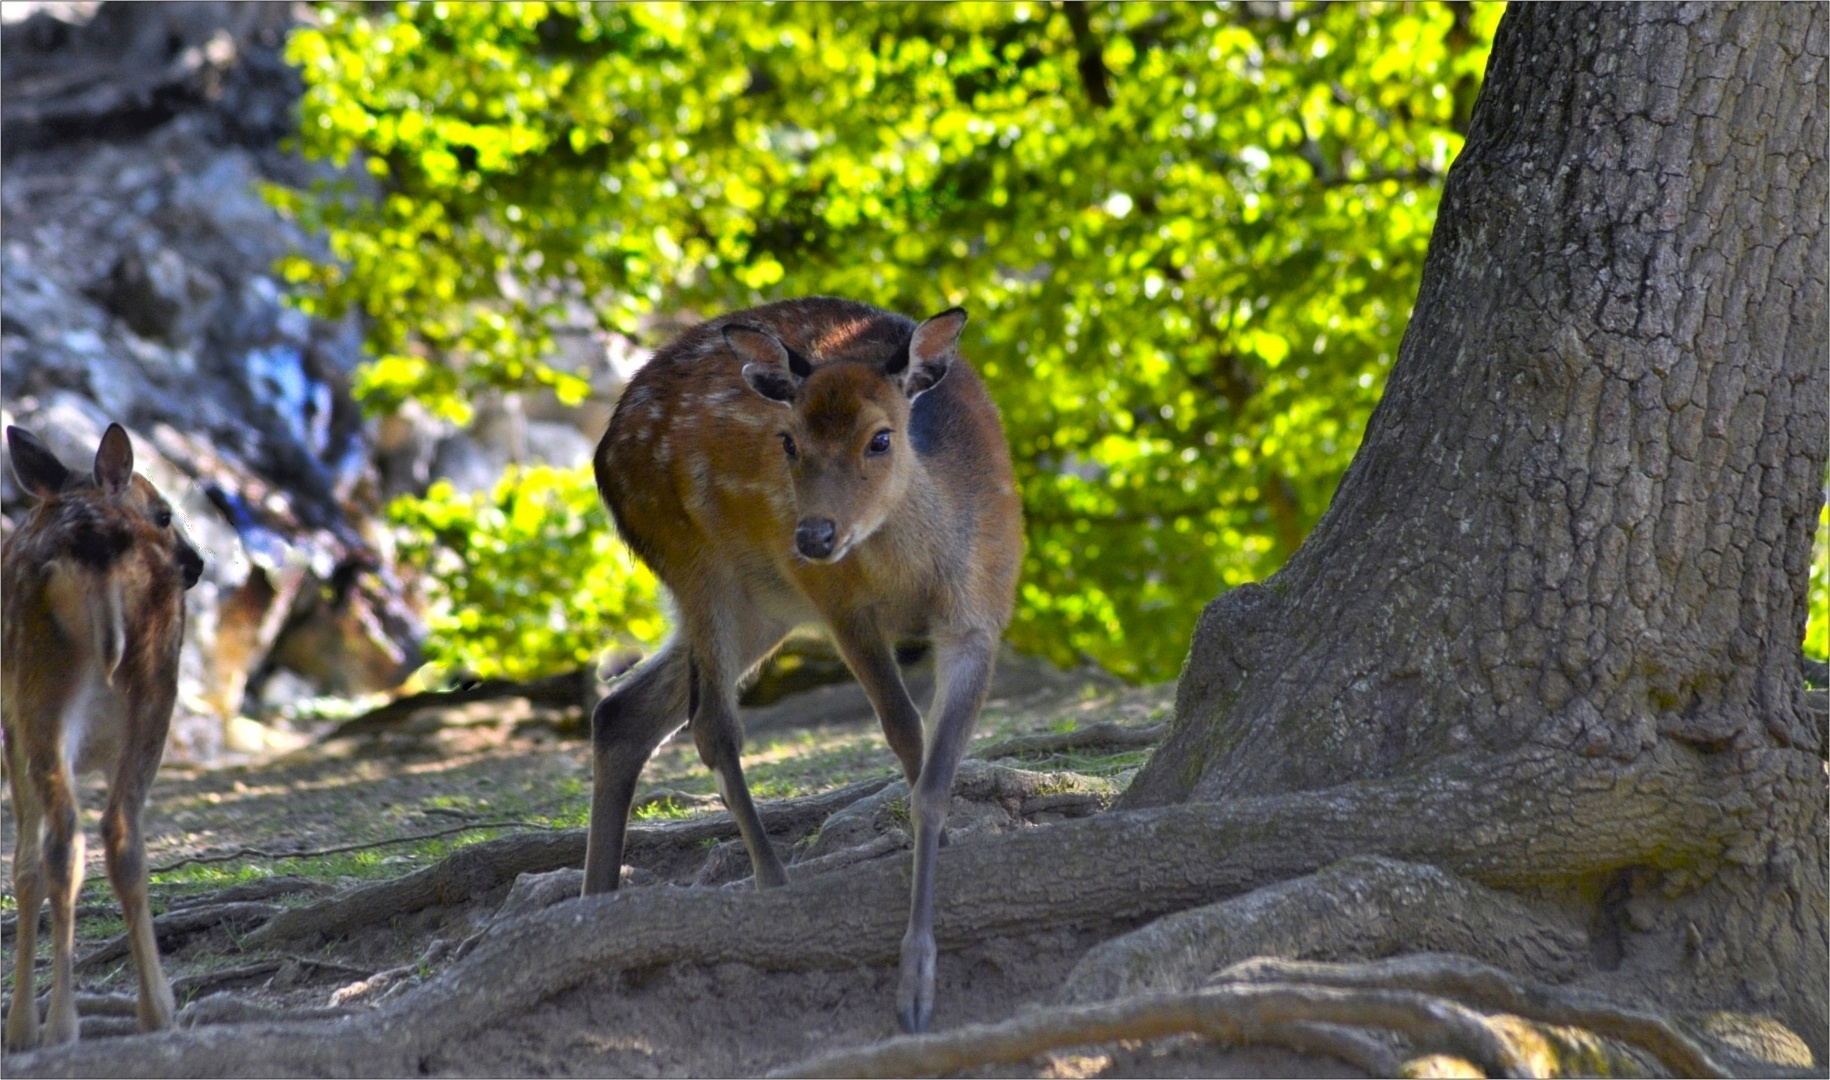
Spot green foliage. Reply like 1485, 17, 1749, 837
1807, 500, 1828, 662
389, 464, 664, 679
281, 1, 1499, 680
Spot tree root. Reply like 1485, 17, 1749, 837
74, 903, 283, 973
149, 821, 559, 874
3, 745, 1778, 1077
1062, 856, 1588, 1003
242, 776, 892, 949
1, 992, 138, 1026
171, 962, 285, 1001
768, 983, 1593, 1078
1212, 954, 1734, 1078
775, 952, 1760, 1078
972, 722, 1166, 761
159, 877, 338, 909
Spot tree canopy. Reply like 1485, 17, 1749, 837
272, 2, 1814, 683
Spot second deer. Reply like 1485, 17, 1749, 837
3, 424, 203, 1049
582, 297, 1023, 1032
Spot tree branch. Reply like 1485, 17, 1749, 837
1060, 2, 1112, 109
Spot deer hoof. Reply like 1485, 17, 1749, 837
897, 931, 937, 1034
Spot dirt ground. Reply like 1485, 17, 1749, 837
2, 653, 1382, 1076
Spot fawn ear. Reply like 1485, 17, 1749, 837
888, 307, 965, 402
8, 426, 72, 499
94, 423, 134, 495
728, 324, 809, 405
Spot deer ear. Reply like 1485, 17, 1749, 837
727, 324, 808, 405
7, 426, 72, 499
94, 423, 134, 495
891, 307, 965, 402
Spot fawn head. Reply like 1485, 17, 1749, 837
6, 425, 204, 684
726, 308, 967, 563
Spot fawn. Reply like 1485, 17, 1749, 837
582, 297, 1022, 1032
3, 424, 203, 1049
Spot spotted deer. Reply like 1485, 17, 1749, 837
3, 424, 203, 1049
582, 297, 1022, 1032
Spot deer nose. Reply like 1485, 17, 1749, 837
795, 518, 837, 560
177, 540, 204, 589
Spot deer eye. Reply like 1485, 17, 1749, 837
780, 433, 799, 461
867, 430, 892, 455
152, 505, 173, 528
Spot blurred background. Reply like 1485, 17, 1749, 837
1, 2, 1822, 763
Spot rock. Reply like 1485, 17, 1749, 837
0, 2, 424, 760
525, 420, 594, 469
98, 241, 222, 347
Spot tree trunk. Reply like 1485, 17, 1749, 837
1127, 0, 1828, 1053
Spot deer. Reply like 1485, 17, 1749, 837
3, 424, 203, 1050
582, 297, 1022, 1032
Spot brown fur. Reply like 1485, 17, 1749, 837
3, 424, 202, 1050
583, 297, 1022, 1032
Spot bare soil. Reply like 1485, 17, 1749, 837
2, 655, 1365, 1076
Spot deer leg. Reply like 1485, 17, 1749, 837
897, 629, 996, 1034
4, 753, 45, 1051
101, 706, 174, 1033
582, 641, 692, 895
685, 603, 789, 889
36, 758, 84, 1046
827, 613, 924, 786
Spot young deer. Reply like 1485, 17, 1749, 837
582, 297, 1022, 1032
3, 424, 203, 1049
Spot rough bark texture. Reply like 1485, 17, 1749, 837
1060, 857, 1589, 1004
1127, 0, 1828, 1053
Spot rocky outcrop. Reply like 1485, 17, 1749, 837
0, 3, 620, 757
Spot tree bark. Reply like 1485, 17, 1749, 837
1128, 0, 1827, 1053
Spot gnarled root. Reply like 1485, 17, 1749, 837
1062, 856, 1588, 1004
775, 952, 1781, 1078
769, 980, 1648, 1079
1211, 954, 1733, 1078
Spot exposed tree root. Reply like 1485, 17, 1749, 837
170, 962, 285, 1001
159, 877, 338, 909
973, 722, 1166, 761
150, 821, 559, 874
1062, 856, 1588, 1003
1212, 954, 1732, 1078
243, 776, 892, 948
1, 993, 138, 1026
74, 903, 283, 973
3, 745, 1780, 1077
769, 983, 1592, 1078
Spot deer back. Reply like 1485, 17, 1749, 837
595, 298, 1019, 626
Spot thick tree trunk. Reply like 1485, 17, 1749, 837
1127, 0, 1828, 1053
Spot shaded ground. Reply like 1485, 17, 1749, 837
3, 654, 1366, 1077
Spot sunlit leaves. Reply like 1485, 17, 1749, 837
389, 465, 664, 680
287, 1, 1499, 680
